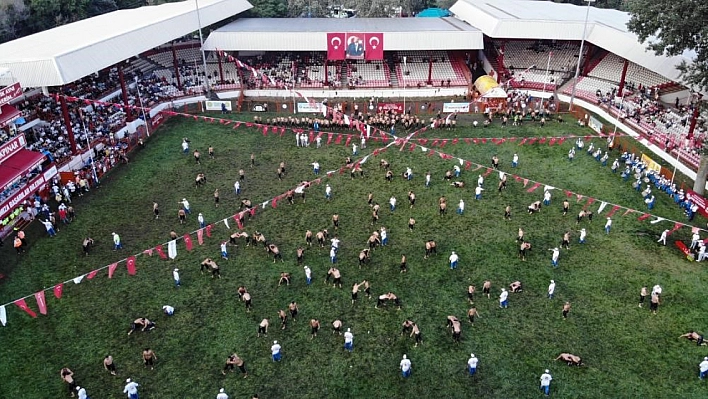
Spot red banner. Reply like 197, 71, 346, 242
126, 256, 136, 276
34, 291, 47, 315
0, 132, 26, 164
376, 103, 403, 114
184, 234, 193, 251
108, 263, 118, 278
0, 82, 22, 107
685, 188, 708, 218
86, 270, 98, 280
197, 229, 204, 245
327, 33, 346, 60
155, 244, 167, 259
365, 33, 384, 60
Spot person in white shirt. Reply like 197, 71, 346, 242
216, 388, 229, 399
467, 353, 478, 376
325, 184, 332, 200
698, 243, 707, 261
658, 229, 669, 246
221, 242, 229, 260
512, 153, 519, 167
76, 386, 88, 399
234, 180, 240, 195
312, 161, 320, 175
361, 136, 366, 149
475, 186, 484, 200
112, 232, 123, 250
405, 167, 413, 180
548, 280, 555, 299
181, 139, 189, 154
380, 227, 388, 246
330, 247, 337, 263
699, 356, 708, 379
123, 378, 139, 399
425, 171, 431, 187
477, 175, 484, 187
271, 340, 282, 361
40, 219, 56, 237
549, 247, 560, 267
604, 217, 612, 234
344, 328, 354, 352
330, 237, 340, 251
389, 196, 397, 211
540, 369, 552, 396
316, 135, 322, 148
179, 198, 191, 214
304, 265, 312, 285
457, 199, 465, 215
499, 288, 509, 308
691, 232, 701, 249
198, 213, 205, 228
543, 190, 552, 206
162, 305, 175, 315
352, 143, 358, 155
400, 354, 412, 377
449, 251, 459, 269
453, 165, 461, 177
172, 268, 180, 288
295, 132, 301, 147
651, 284, 662, 297
578, 228, 587, 244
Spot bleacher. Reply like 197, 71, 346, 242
396, 51, 467, 87
588, 52, 670, 89
348, 61, 390, 88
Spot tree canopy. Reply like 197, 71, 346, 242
627, 0, 708, 92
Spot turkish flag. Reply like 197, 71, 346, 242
206, 224, 213, 237
236, 214, 243, 230
87, 270, 99, 280
126, 256, 137, 276
184, 234, 194, 251
606, 205, 621, 217
327, 33, 346, 60
54, 283, 63, 299
155, 245, 167, 259
35, 291, 47, 315
108, 263, 118, 278
14, 299, 37, 318
365, 33, 384, 60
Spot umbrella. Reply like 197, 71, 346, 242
14, 117, 26, 125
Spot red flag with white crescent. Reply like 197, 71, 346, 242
14, 299, 37, 318
126, 256, 137, 276
54, 283, 63, 299
184, 234, 194, 251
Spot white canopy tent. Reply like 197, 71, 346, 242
450, 0, 696, 85
0, 0, 252, 88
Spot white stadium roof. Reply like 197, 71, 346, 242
450, 0, 696, 84
203, 17, 483, 52
0, 0, 252, 88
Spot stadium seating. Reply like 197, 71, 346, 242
395, 51, 468, 87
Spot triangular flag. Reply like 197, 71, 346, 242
650, 217, 665, 224
597, 201, 608, 214
549, 137, 557, 146
235, 214, 244, 230
108, 263, 118, 278
249, 207, 257, 217
519, 138, 527, 145
73, 275, 85, 284
345, 136, 352, 147
465, 161, 472, 170
197, 228, 204, 245
583, 198, 596, 210
53, 283, 63, 299
335, 134, 343, 144
143, 248, 153, 256
576, 194, 584, 203
34, 291, 47, 315
669, 221, 684, 234
272, 198, 278, 208
126, 256, 137, 275
184, 234, 194, 251
565, 190, 573, 197
0, 305, 6, 326
262, 201, 268, 209
206, 224, 213, 237
622, 209, 634, 216
526, 182, 542, 193
86, 270, 99, 280
327, 133, 334, 145
606, 205, 621, 217
637, 213, 652, 221
692, 226, 700, 234
224, 218, 230, 229
155, 245, 167, 259
523, 178, 529, 187
14, 299, 37, 318
483, 168, 494, 177
168, 240, 178, 260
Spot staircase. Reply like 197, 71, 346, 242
340, 62, 349, 86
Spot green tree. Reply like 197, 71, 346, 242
627, 0, 708, 192
248, 0, 288, 17
0, 3, 30, 42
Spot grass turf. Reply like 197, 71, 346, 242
0, 114, 707, 399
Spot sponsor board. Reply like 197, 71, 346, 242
0, 133, 26, 163
442, 103, 470, 113
685, 188, 708, 218
376, 103, 404, 114
0, 174, 46, 220
588, 115, 604, 134
640, 154, 661, 173
204, 101, 232, 112
0, 83, 22, 107
297, 102, 325, 113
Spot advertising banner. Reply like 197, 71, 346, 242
588, 115, 604, 134
685, 188, 708, 218
0, 83, 22, 107
442, 103, 470, 113
640, 154, 661, 173
328, 33, 383, 61
204, 101, 232, 112
297, 102, 325, 113
0, 133, 26, 164
377, 102, 404, 114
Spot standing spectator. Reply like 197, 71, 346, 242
217, 388, 229, 399
112, 232, 123, 250
638, 286, 647, 307
539, 370, 552, 396
123, 378, 139, 399
457, 199, 465, 215
548, 280, 555, 299
40, 219, 56, 237
467, 353, 478, 376
475, 185, 484, 200
325, 184, 332, 200
234, 180, 241, 196
400, 354, 412, 378
499, 288, 509, 308
512, 153, 519, 168
221, 241, 229, 260
198, 213, 205, 228
312, 161, 320, 175
700, 357, 708, 379
562, 302, 571, 319
172, 268, 180, 288
344, 328, 354, 352
76, 386, 89, 399
604, 217, 612, 234
304, 265, 312, 285
449, 251, 459, 269
389, 196, 397, 212
549, 247, 559, 267
658, 229, 669, 246
650, 292, 660, 314
271, 341, 282, 362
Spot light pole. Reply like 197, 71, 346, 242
134, 77, 150, 137
403, 56, 407, 113
195, 0, 210, 91
568, 0, 596, 111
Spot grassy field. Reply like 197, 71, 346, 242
1, 113, 707, 399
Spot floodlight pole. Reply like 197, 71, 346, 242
135, 77, 151, 137
403, 56, 407, 114
195, 0, 210, 91
568, 0, 596, 111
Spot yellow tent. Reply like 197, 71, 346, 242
474, 75, 507, 98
